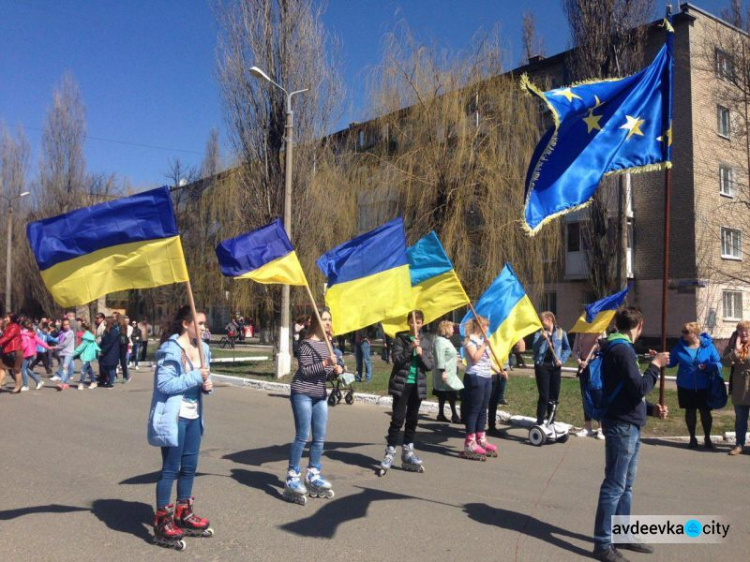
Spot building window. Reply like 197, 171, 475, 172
567, 222, 582, 252
723, 291, 743, 320
542, 291, 558, 315
720, 164, 736, 197
716, 48, 735, 81
721, 227, 742, 259
717, 105, 731, 138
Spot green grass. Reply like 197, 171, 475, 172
211, 352, 736, 437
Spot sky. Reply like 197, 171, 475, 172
0, 0, 739, 188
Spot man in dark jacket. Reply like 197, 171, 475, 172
593, 307, 669, 562
379, 310, 434, 473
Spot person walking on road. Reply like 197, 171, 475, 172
73, 322, 101, 389
283, 308, 342, 505
148, 306, 213, 549
98, 318, 121, 388
52, 319, 75, 390
593, 307, 669, 562
0, 314, 24, 393
20, 319, 50, 391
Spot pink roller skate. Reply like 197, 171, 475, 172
477, 431, 498, 457
460, 433, 487, 461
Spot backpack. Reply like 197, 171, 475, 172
706, 369, 728, 410
582, 339, 629, 421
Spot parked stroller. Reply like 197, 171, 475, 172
327, 346, 356, 406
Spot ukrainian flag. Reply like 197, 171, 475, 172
317, 218, 412, 335
460, 264, 541, 367
27, 186, 189, 308
215, 218, 307, 286
381, 231, 469, 336
570, 285, 630, 333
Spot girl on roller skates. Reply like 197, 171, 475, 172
147, 306, 213, 550
283, 308, 342, 505
378, 310, 434, 475
461, 316, 501, 460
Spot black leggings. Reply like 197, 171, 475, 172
387, 384, 422, 447
535, 364, 561, 424
685, 408, 712, 440
437, 392, 458, 418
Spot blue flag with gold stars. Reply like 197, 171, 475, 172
521, 17, 674, 234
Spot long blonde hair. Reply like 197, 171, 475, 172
463, 315, 488, 346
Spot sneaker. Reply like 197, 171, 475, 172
35, 381, 45, 390
88, 382, 98, 389
594, 429, 605, 440
594, 546, 629, 562
575, 428, 590, 438
78, 383, 84, 390
50, 375, 60, 381
20, 386, 29, 392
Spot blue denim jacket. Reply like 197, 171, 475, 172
532, 328, 571, 365
147, 335, 211, 448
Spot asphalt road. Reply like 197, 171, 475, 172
1, 373, 747, 562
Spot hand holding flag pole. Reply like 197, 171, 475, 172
303, 283, 335, 360
540, 327, 562, 366
468, 302, 504, 370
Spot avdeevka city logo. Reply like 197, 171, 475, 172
611, 516, 729, 543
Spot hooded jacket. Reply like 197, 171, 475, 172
147, 335, 211, 448
20, 329, 50, 359
73, 331, 101, 363
668, 333, 722, 391
388, 331, 434, 399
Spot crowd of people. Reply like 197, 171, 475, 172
0, 312, 152, 392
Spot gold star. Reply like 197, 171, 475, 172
551, 87, 582, 103
620, 115, 645, 140
583, 108, 603, 134
657, 123, 673, 146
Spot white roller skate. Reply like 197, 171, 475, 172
305, 467, 335, 499
401, 443, 425, 473
377, 445, 396, 477
282, 469, 308, 506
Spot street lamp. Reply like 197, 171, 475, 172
3, 191, 29, 313
250, 65, 309, 378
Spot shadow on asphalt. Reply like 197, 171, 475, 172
90, 499, 153, 543
119, 471, 211, 485
230, 468, 284, 500
279, 486, 413, 539
0, 504, 88, 521
463, 503, 592, 558
640, 437, 731, 453
223, 442, 370, 467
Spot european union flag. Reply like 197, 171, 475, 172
522, 18, 674, 234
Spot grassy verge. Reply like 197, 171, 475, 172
211, 352, 735, 437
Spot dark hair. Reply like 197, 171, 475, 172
407, 310, 424, 323
80, 321, 91, 332
22, 319, 33, 330
8, 313, 18, 324
104, 317, 116, 333
161, 306, 205, 344
614, 306, 643, 332
305, 308, 331, 339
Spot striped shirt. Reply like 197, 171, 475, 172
291, 339, 334, 399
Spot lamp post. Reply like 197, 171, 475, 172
4, 191, 29, 313
250, 66, 309, 378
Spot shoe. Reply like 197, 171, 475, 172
594, 429, 606, 440
499, 399, 509, 405
105, 384, 115, 389
450, 415, 461, 424
704, 438, 714, 450
594, 546, 629, 562
687, 438, 698, 449
436, 413, 449, 422
20, 386, 29, 392
50, 375, 60, 381
619, 541, 655, 554
89, 382, 98, 389
575, 428, 590, 438
729, 445, 744, 455
35, 381, 45, 390
78, 383, 84, 390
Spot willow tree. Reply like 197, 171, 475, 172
355, 25, 560, 302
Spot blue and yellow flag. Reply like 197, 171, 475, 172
215, 218, 307, 286
381, 231, 470, 336
27, 186, 189, 307
570, 285, 630, 334
521, 16, 674, 233
316, 218, 412, 335
460, 264, 542, 367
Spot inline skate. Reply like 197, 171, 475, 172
305, 467, 335, 499
376, 445, 396, 477
153, 505, 186, 551
476, 431, 498, 458
174, 497, 214, 537
282, 469, 308, 506
401, 443, 425, 473
460, 434, 487, 461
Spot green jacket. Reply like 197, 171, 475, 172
73, 331, 101, 363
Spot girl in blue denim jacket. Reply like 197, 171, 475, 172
147, 306, 212, 548
532, 311, 571, 425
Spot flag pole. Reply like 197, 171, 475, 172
185, 278, 206, 370
468, 302, 504, 370
303, 282, 335, 359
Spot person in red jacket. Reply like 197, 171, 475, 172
0, 314, 24, 393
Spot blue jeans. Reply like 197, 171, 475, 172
463, 373, 492, 434
594, 421, 641, 550
356, 341, 372, 381
156, 416, 202, 508
132, 342, 140, 367
78, 361, 95, 384
735, 404, 750, 446
57, 355, 74, 383
21, 357, 40, 386
288, 393, 328, 473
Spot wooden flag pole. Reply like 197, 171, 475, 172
539, 322, 562, 365
185, 278, 206, 370
467, 302, 504, 370
303, 282, 335, 359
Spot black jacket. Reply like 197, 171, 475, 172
388, 331, 434, 399
98, 330, 121, 368
601, 336, 659, 428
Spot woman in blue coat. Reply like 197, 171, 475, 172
147, 306, 212, 549
668, 322, 722, 449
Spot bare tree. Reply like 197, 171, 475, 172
521, 11, 545, 64
562, 0, 655, 297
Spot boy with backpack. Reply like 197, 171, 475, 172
592, 307, 669, 562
